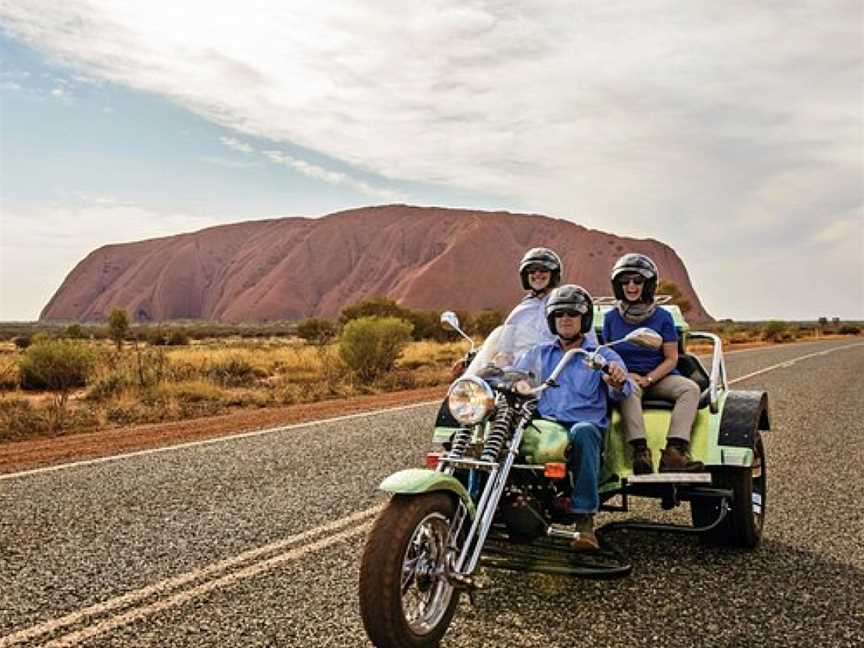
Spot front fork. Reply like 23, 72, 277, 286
441, 411, 532, 582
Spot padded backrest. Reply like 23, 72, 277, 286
642, 353, 712, 410
677, 353, 710, 392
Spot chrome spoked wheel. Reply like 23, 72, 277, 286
400, 512, 455, 635
359, 493, 461, 648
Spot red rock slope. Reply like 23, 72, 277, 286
40, 205, 711, 322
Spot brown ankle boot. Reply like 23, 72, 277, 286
659, 442, 704, 472
569, 514, 599, 551
632, 444, 653, 475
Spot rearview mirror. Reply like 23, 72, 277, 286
622, 327, 663, 349
440, 311, 460, 331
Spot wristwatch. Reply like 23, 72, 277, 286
646, 375, 654, 385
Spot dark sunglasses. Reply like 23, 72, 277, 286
526, 266, 550, 274
553, 309, 584, 318
617, 274, 645, 285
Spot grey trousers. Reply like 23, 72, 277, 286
618, 374, 701, 443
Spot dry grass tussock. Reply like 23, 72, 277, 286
0, 336, 466, 442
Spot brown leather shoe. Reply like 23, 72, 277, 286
659, 443, 704, 472
632, 445, 653, 475
569, 514, 599, 551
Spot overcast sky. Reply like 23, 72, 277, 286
1, 1, 861, 321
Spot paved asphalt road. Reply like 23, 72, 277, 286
2, 339, 863, 647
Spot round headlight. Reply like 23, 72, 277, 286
448, 376, 495, 426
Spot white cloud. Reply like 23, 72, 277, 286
50, 87, 64, 97
198, 155, 261, 169
219, 136, 254, 154
1, 1, 861, 318
219, 135, 402, 199
0, 80, 21, 91
262, 149, 402, 200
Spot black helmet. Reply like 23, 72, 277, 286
519, 247, 562, 291
545, 284, 594, 336
611, 253, 659, 303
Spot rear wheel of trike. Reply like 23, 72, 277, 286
359, 493, 460, 648
691, 430, 767, 548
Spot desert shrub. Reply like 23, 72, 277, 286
64, 324, 84, 339
339, 316, 413, 383
839, 324, 861, 335
471, 309, 504, 338
108, 307, 131, 350
340, 297, 409, 324
761, 320, 790, 342
49, 404, 100, 434
314, 344, 349, 392
147, 327, 190, 346
86, 372, 133, 401
0, 397, 49, 440
19, 338, 96, 394
209, 355, 261, 387
296, 318, 339, 345
12, 335, 31, 350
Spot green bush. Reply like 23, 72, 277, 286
471, 309, 504, 338
19, 338, 96, 393
64, 323, 84, 339
340, 297, 409, 324
296, 318, 339, 344
761, 320, 789, 342
108, 307, 131, 350
338, 316, 413, 383
839, 324, 861, 335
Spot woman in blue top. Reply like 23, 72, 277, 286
603, 254, 702, 474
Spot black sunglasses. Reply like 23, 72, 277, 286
526, 266, 550, 274
553, 309, 584, 318
618, 274, 645, 285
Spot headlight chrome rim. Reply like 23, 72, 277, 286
447, 376, 495, 426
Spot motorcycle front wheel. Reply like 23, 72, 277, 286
359, 493, 460, 648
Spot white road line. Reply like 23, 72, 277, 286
0, 401, 438, 481
39, 520, 374, 648
728, 341, 864, 385
0, 504, 383, 647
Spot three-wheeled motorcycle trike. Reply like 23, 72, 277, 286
359, 300, 770, 648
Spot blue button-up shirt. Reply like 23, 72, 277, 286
515, 339, 633, 430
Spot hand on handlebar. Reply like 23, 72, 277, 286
602, 362, 628, 390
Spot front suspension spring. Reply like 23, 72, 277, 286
480, 403, 514, 462
446, 427, 473, 459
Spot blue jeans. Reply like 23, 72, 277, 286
566, 421, 603, 514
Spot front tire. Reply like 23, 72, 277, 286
359, 493, 460, 648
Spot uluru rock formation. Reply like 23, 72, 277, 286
40, 205, 711, 322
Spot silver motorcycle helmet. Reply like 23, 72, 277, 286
610, 253, 659, 303
519, 247, 563, 291
544, 284, 594, 336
